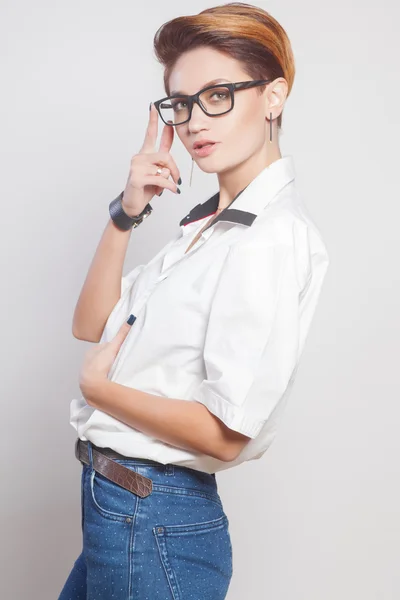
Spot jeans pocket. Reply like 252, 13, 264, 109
153, 512, 233, 600
88, 466, 139, 521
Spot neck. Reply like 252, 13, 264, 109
217, 144, 282, 210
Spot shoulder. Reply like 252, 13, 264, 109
229, 187, 329, 292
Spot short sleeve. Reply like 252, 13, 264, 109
191, 241, 301, 439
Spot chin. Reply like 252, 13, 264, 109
197, 165, 220, 174
193, 157, 223, 175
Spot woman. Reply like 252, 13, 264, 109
60, 3, 329, 599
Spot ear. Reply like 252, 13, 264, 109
264, 77, 288, 122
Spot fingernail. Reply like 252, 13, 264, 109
177, 177, 182, 185
158, 190, 164, 196
127, 314, 136, 325
177, 187, 181, 194
149, 102, 152, 111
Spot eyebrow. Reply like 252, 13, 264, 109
170, 78, 231, 96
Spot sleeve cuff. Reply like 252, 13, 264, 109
192, 384, 265, 439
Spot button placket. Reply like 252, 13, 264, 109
108, 277, 167, 382
160, 223, 216, 277
108, 222, 220, 380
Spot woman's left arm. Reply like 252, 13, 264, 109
82, 379, 251, 462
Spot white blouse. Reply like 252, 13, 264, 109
70, 155, 330, 474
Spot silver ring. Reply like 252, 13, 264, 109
156, 167, 163, 175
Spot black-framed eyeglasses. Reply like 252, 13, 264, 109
153, 79, 272, 126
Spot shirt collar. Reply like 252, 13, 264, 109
179, 155, 296, 231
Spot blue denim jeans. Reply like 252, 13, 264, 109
58, 441, 233, 599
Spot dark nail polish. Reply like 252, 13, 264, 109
177, 177, 182, 185
177, 187, 181, 194
149, 102, 152, 111
158, 190, 164, 196
127, 314, 136, 325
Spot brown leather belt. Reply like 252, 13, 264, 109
75, 438, 153, 498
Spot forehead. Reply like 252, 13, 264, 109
168, 47, 247, 95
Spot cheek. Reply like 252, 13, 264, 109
175, 126, 189, 149
224, 106, 263, 148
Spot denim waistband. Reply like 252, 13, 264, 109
85, 439, 219, 500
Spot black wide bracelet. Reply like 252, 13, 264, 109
109, 191, 153, 231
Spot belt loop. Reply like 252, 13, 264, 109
87, 440, 94, 469
165, 464, 174, 476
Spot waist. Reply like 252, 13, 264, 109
76, 438, 219, 500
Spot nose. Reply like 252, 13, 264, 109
188, 100, 209, 130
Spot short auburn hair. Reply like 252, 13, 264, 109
153, 2, 295, 130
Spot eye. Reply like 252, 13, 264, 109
171, 99, 188, 112
210, 91, 229, 101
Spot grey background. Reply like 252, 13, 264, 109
1, 1, 399, 598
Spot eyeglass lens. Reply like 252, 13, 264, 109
159, 86, 232, 125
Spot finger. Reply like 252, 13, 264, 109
145, 175, 180, 194
158, 119, 174, 155
147, 151, 181, 187
126, 314, 136, 326
112, 314, 136, 344
140, 103, 158, 154
151, 165, 172, 196
155, 122, 178, 191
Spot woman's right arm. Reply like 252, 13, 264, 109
71, 102, 181, 342
72, 218, 134, 342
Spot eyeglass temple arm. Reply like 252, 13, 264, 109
233, 79, 272, 91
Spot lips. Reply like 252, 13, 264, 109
193, 142, 219, 157
193, 140, 217, 150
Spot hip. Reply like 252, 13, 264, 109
79, 439, 233, 599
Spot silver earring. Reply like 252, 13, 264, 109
270, 112, 273, 143
189, 157, 195, 187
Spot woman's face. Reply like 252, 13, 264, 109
168, 46, 283, 174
